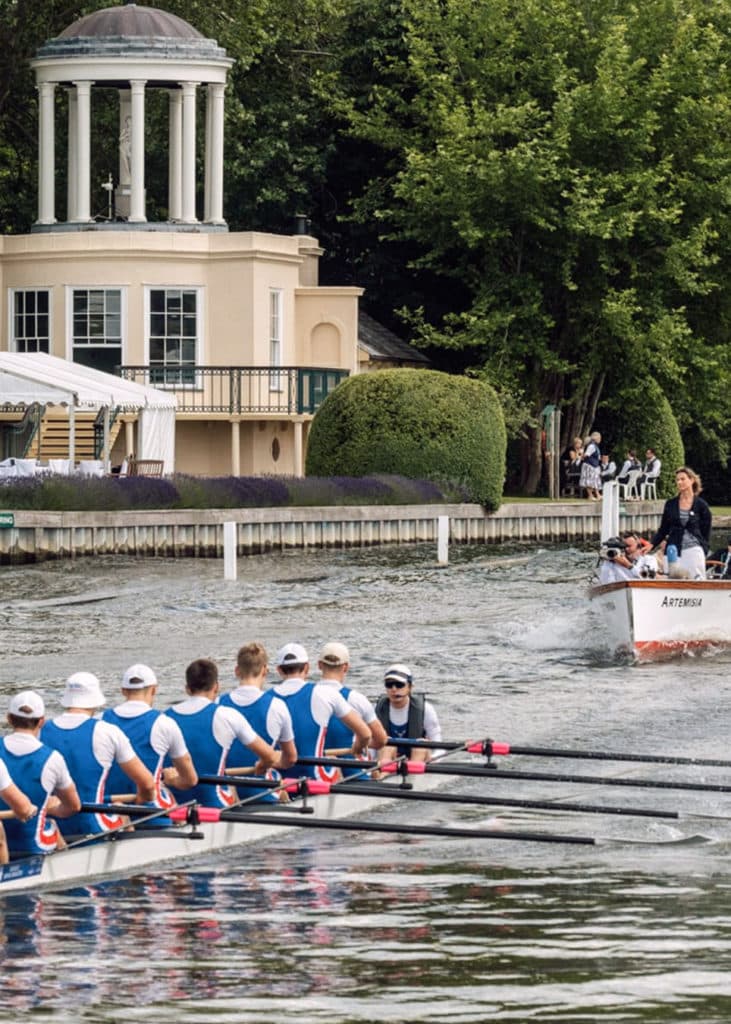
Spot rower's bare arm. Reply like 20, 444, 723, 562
120, 756, 156, 803
47, 783, 81, 818
248, 736, 279, 773
164, 753, 197, 790
0, 782, 36, 822
341, 710, 372, 755
368, 718, 388, 750
278, 738, 297, 770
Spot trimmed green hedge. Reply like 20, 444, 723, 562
604, 380, 684, 498
305, 369, 506, 510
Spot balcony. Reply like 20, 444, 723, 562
118, 365, 349, 416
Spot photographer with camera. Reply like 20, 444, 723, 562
596, 533, 659, 585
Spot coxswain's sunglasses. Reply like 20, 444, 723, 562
384, 679, 408, 689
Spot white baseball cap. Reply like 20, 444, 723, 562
275, 642, 309, 667
122, 663, 157, 689
61, 671, 106, 709
320, 642, 350, 667
384, 663, 413, 685
8, 690, 45, 719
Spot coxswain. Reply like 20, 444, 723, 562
41, 672, 156, 837
272, 642, 372, 782
219, 642, 297, 802
376, 664, 442, 764
165, 657, 281, 808
318, 641, 387, 777
102, 663, 197, 816
1, 691, 80, 857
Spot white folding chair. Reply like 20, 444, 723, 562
47, 459, 72, 476
619, 469, 641, 501
14, 458, 38, 477
78, 460, 105, 478
641, 478, 658, 501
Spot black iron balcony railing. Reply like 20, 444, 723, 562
118, 366, 349, 415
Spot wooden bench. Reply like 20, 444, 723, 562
127, 458, 164, 478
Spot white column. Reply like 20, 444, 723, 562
181, 81, 197, 223
73, 81, 92, 222
231, 420, 240, 476
125, 419, 135, 458
203, 86, 212, 222
129, 79, 146, 222
118, 89, 131, 185
37, 82, 56, 225
168, 89, 182, 221
68, 405, 76, 466
293, 419, 304, 477
66, 88, 77, 221
206, 83, 226, 224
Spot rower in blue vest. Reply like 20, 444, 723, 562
0, 690, 80, 857
0, 751, 38, 865
220, 642, 297, 803
103, 663, 197, 815
318, 641, 387, 778
166, 657, 281, 808
375, 664, 442, 764
41, 672, 156, 837
272, 642, 372, 782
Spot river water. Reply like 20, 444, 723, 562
2, 543, 731, 1023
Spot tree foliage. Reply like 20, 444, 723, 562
305, 368, 507, 509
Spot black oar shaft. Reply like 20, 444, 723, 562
332, 783, 678, 820
80, 802, 169, 818
218, 811, 595, 845
198, 774, 280, 789
428, 763, 731, 793
497, 743, 731, 769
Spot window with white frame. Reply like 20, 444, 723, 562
71, 288, 122, 373
269, 288, 282, 391
11, 289, 50, 353
148, 288, 199, 385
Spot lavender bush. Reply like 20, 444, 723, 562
0, 472, 469, 511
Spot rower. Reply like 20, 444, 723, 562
219, 642, 297, 803
0, 746, 38, 865
272, 642, 372, 782
376, 664, 442, 764
165, 657, 281, 808
102, 663, 197, 816
41, 672, 156, 837
318, 641, 387, 777
0, 691, 80, 857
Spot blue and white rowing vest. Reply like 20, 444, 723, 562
165, 703, 236, 808
0, 739, 60, 855
323, 687, 362, 779
219, 690, 278, 802
278, 682, 337, 783
102, 707, 175, 821
41, 718, 124, 836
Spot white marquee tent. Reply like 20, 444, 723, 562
0, 352, 176, 472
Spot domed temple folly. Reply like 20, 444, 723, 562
0, 4, 362, 476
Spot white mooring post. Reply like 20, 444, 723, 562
437, 515, 449, 565
223, 521, 237, 580
600, 481, 620, 541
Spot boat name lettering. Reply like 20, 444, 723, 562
660, 596, 702, 608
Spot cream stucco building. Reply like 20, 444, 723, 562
0, 3, 362, 475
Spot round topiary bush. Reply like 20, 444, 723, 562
603, 379, 684, 499
305, 369, 506, 509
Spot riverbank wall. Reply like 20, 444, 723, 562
0, 501, 671, 564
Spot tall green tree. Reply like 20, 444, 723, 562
330, 0, 731, 491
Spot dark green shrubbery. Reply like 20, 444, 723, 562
305, 369, 506, 510
601, 380, 685, 499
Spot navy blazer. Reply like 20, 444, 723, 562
650, 495, 712, 553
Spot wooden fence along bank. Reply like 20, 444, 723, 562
0, 502, 668, 564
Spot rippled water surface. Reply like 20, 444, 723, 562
3, 543, 731, 1023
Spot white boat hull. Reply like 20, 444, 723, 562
590, 578, 731, 660
0, 773, 446, 895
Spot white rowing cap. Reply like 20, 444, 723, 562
384, 663, 413, 685
275, 642, 308, 667
8, 690, 45, 719
122, 663, 157, 689
62, 672, 106, 709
